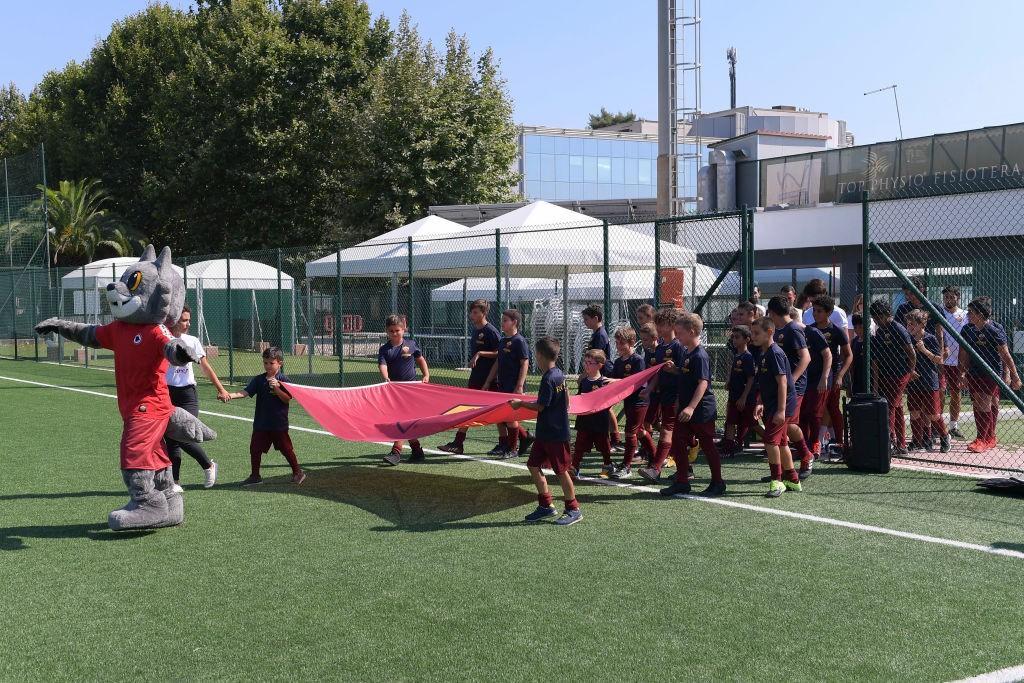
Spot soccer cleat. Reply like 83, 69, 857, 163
638, 467, 661, 483
659, 480, 691, 497
798, 463, 813, 480
760, 474, 773, 483
409, 447, 426, 463
500, 448, 519, 460
784, 479, 802, 492
382, 450, 402, 466
812, 441, 821, 456
939, 435, 951, 453
518, 432, 535, 455
555, 508, 583, 526
765, 480, 785, 498
437, 441, 464, 455
949, 426, 965, 439
486, 443, 506, 456
524, 505, 558, 522
204, 461, 218, 488
291, 471, 307, 485
612, 466, 633, 480
967, 439, 988, 454
241, 475, 263, 487
611, 442, 625, 454
908, 441, 926, 453
892, 446, 909, 456
701, 481, 727, 497
571, 467, 583, 481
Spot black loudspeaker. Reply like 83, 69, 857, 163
846, 393, 891, 474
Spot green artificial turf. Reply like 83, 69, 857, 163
2, 358, 1024, 681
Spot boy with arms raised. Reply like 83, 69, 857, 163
378, 315, 430, 465
439, 299, 501, 455
750, 317, 801, 497
483, 309, 532, 458
638, 308, 684, 482
510, 337, 582, 526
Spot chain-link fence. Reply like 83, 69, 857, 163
866, 176, 1024, 476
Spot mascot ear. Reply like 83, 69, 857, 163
140, 244, 157, 262
154, 246, 173, 274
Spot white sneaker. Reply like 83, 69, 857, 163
171, 483, 185, 493
204, 461, 218, 488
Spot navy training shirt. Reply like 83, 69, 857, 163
575, 375, 612, 432
803, 324, 831, 390
851, 335, 865, 394
774, 322, 809, 396
757, 344, 796, 417
872, 320, 914, 377
244, 372, 292, 431
656, 338, 685, 405
378, 338, 422, 382
895, 300, 942, 336
909, 332, 940, 392
612, 353, 647, 408
675, 345, 717, 423
818, 323, 850, 378
588, 326, 614, 374
962, 321, 1009, 377
728, 349, 756, 402
643, 345, 660, 398
535, 367, 570, 442
468, 322, 500, 386
497, 333, 530, 392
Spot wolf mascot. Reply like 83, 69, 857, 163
35, 246, 215, 530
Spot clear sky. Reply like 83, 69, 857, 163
4, 0, 1023, 145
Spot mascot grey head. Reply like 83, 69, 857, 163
106, 245, 185, 326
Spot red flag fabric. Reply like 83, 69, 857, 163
284, 363, 661, 442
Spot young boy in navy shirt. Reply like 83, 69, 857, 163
582, 304, 620, 450
639, 308, 683, 482
849, 313, 866, 396
799, 298, 835, 456
812, 295, 853, 452
509, 337, 582, 526
638, 322, 661, 462
869, 300, 916, 455
960, 298, 1021, 453
750, 317, 800, 497
609, 326, 655, 478
440, 299, 501, 455
719, 325, 756, 457
483, 309, 532, 458
378, 315, 430, 466
905, 310, 950, 453
226, 346, 305, 486
767, 295, 818, 479
658, 312, 726, 497
571, 349, 615, 478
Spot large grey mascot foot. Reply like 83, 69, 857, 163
152, 467, 184, 528
108, 470, 170, 531
166, 407, 217, 443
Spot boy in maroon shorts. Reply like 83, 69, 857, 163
869, 300, 916, 455
960, 298, 1021, 453
638, 308, 683, 482
609, 326, 655, 478
571, 349, 614, 478
509, 337, 582, 526
227, 346, 305, 485
439, 299, 501, 454
767, 295, 817, 479
659, 312, 727, 497
751, 317, 800, 497
905, 310, 950, 453
719, 325, 756, 456
638, 323, 661, 462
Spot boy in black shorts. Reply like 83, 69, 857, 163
439, 299, 501, 454
510, 337, 582, 526
483, 309, 532, 458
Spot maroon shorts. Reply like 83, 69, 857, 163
725, 400, 754, 427
787, 395, 804, 425
762, 413, 790, 446
527, 439, 572, 473
907, 390, 941, 415
800, 387, 829, 421
942, 365, 963, 391
120, 414, 172, 470
250, 430, 294, 455
967, 374, 1000, 399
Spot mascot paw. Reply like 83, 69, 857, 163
166, 407, 217, 444
34, 317, 60, 335
108, 469, 171, 531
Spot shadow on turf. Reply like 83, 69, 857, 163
248, 462, 624, 531
0, 490, 129, 502
0, 522, 154, 550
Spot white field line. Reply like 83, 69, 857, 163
949, 663, 1024, 683
3, 373, 1024, 562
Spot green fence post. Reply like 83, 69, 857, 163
276, 248, 284, 350
861, 192, 871, 393
748, 208, 756, 299
10, 270, 17, 359
602, 219, 611, 325
306, 280, 313, 378
226, 252, 234, 385
30, 269, 38, 361
336, 246, 343, 386
80, 264, 87, 367
4, 157, 11, 268
653, 219, 662, 308
494, 228, 502, 313
406, 236, 414, 337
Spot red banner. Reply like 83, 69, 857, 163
284, 363, 661, 443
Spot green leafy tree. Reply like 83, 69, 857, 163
38, 178, 114, 264
0, 83, 27, 154
588, 107, 636, 129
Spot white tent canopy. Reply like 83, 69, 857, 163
184, 259, 294, 290
305, 214, 466, 278
305, 201, 696, 279
432, 265, 740, 303
60, 256, 184, 290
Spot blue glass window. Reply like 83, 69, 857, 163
625, 183, 639, 198
540, 154, 555, 180
611, 140, 625, 157
569, 155, 583, 182
625, 140, 639, 158
525, 153, 540, 180
611, 157, 625, 184
555, 155, 570, 182
569, 182, 584, 199
526, 180, 540, 198
541, 136, 556, 154
611, 183, 626, 198
570, 137, 584, 155
625, 157, 639, 184
584, 156, 597, 183
597, 139, 612, 157
555, 181, 570, 200
541, 181, 556, 198
638, 158, 651, 184
598, 184, 612, 200
584, 138, 598, 156
525, 135, 541, 154
583, 183, 598, 200
555, 136, 570, 155
597, 157, 611, 183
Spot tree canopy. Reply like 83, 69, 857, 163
588, 107, 636, 130
1, 0, 520, 253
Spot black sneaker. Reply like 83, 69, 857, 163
760, 474, 773, 483
798, 467, 813, 481
908, 441, 926, 452
409, 447, 426, 463
638, 467, 661, 483
382, 450, 402, 466
940, 435, 951, 453
893, 446, 909, 456
701, 481, 727, 497
660, 480, 691, 497
486, 444, 507, 456
949, 426, 965, 439
437, 441, 463, 455
518, 432, 535, 456
241, 474, 263, 487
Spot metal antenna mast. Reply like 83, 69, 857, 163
864, 84, 903, 139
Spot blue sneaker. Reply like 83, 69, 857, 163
555, 508, 583, 526
524, 505, 557, 522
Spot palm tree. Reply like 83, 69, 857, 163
37, 178, 113, 264
100, 226, 150, 258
